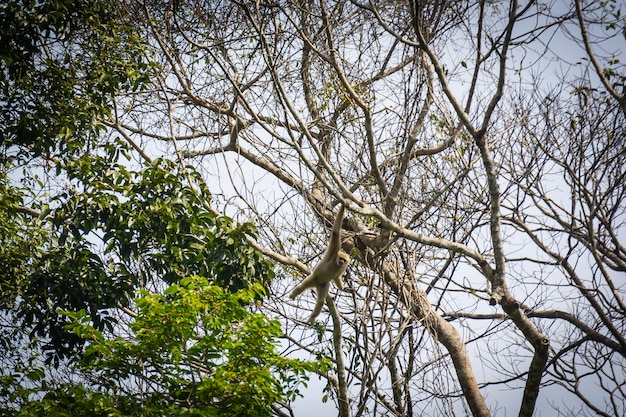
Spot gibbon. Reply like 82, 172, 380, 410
290, 205, 350, 323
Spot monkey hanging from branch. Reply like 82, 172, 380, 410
290, 205, 350, 323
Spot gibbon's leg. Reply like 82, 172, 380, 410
289, 274, 315, 299
308, 281, 330, 323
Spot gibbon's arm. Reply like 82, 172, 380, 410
323, 205, 345, 262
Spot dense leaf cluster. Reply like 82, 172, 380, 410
0, 0, 151, 159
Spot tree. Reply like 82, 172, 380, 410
2, 1, 625, 416
0, 0, 151, 159
1, 1, 313, 415
2, 154, 314, 415
17, 276, 312, 417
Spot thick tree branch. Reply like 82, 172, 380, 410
327, 296, 351, 417
366, 247, 491, 417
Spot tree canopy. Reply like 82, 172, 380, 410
1, 1, 625, 416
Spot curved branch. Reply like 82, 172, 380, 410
510, 216, 626, 352
480, 0, 518, 131
574, 0, 626, 115
103, 119, 153, 163
319, 1, 388, 199
409, 3, 477, 137
246, 235, 309, 274
186, 139, 307, 197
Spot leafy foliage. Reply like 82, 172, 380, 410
11, 150, 274, 363
0, 4, 312, 414
10, 277, 312, 417
1, 149, 311, 413
0, 0, 152, 159
0, 164, 44, 307
66, 277, 309, 416
1, 146, 306, 414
